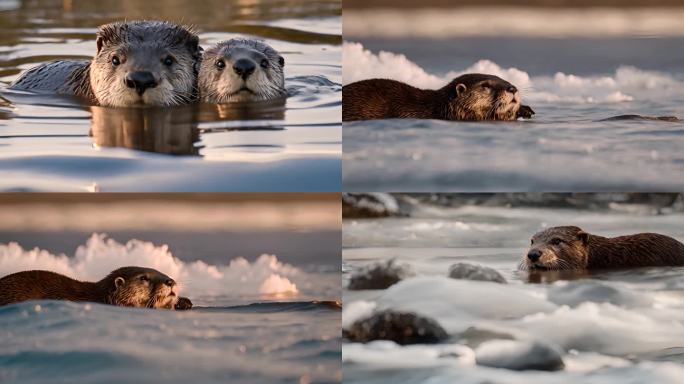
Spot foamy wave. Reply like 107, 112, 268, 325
349, 276, 684, 357
0, 234, 299, 297
343, 42, 682, 104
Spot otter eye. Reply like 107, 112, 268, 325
260, 59, 269, 69
216, 59, 225, 70
530, 239, 534, 245
140, 275, 149, 282
550, 238, 563, 245
481, 83, 491, 90
111, 56, 120, 67
163, 56, 174, 66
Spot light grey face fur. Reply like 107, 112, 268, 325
199, 38, 286, 103
90, 20, 201, 107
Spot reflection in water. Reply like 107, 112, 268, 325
523, 269, 591, 284
89, 105, 201, 156
90, 98, 287, 156
199, 97, 286, 124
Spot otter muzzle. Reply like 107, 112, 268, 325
125, 71, 158, 96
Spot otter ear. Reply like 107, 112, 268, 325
279, 56, 285, 67
114, 277, 125, 289
96, 36, 105, 54
187, 36, 201, 58
577, 231, 589, 245
455, 83, 467, 97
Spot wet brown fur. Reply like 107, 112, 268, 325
0, 267, 190, 309
343, 74, 531, 122
521, 226, 684, 271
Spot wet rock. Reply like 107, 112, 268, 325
342, 193, 399, 218
344, 310, 448, 345
475, 340, 565, 371
175, 297, 193, 310
600, 114, 680, 122
348, 259, 416, 290
448, 263, 506, 284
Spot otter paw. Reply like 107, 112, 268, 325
175, 297, 193, 310
517, 105, 535, 119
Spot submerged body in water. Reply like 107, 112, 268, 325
343, 74, 533, 121
0, 267, 192, 310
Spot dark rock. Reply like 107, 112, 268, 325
475, 340, 565, 371
344, 310, 448, 345
342, 193, 399, 218
175, 297, 193, 310
348, 259, 415, 290
448, 263, 506, 284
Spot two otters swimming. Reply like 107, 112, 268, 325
9, 20, 286, 107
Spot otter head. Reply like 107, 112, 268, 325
199, 38, 285, 103
90, 20, 201, 107
522, 226, 590, 271
105, 266, 179, 309
445, 74, 521, 121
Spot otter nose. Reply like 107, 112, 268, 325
507, 86, 518, 94
125, 71, 158, 96
527, 250, 542, 263
164, 279, 175, 287
233, 59, 256, 80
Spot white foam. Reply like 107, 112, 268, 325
515, 302, 684, 355
343, 341, 475, 368
343, 42, 682, 104
342, 300, 377, 329
377, 276, 557, 333
0, 234, 300, 298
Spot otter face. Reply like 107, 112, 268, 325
448, 74, 521, 121
199, 39, 285, 103
108, 267, 179, 309
521, 226, 590, 271
90, 21, 201, 107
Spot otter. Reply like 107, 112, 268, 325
521, 226, 684, 271
199, 38, 286, 103
9, 20, 201, 107
342, 74, 534, 122
0, 267, 192, 310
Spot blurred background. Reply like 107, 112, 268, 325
0, 193, 340, 267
